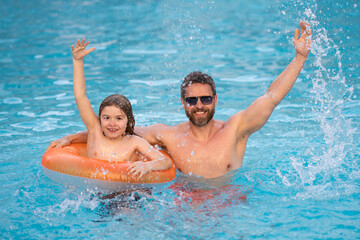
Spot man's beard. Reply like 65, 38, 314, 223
186, 107, 215, 127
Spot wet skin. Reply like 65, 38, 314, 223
100, 106, 128, 140
70, 38, 172, 178
49, 21, 312, 179
87, 106, 137, 162
138, 21, 312, 178
136, 83, 247, 178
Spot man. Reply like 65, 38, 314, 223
48, 21, 312, 179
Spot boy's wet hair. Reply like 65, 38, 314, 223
181, 71, 216, 99
99, 94, 135, 135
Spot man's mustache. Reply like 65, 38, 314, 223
192, 108, 207, 113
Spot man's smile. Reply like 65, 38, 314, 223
194, 111, 206, 115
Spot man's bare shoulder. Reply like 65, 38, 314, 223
137, 122, 188, 141
143, 122, 183, 131
161, 121, 189, 135
224, 110, 246, 127
223, 110, 249, 137
214, 119, 226, 127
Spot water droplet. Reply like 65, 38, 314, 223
191, 151, 195, 156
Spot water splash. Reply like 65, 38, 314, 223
33, 189, 99, 223
277, 5, 358, 199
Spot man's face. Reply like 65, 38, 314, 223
181, 83, 217, 127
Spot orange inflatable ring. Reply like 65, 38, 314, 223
42, 143, 176, 185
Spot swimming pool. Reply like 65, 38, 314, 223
1, 0, 359, 238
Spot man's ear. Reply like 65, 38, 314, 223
180, 97, 185, 109
214, 94, 218, 107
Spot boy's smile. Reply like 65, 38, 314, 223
100, 105, 128, 139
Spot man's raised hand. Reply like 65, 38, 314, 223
293, 21, 312, 58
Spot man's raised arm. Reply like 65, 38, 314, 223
47, 124, 168, 150
46, 131, 88, 150
235, 21, 312, 136
135, 124, 169, 148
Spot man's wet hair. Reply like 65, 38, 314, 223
181, 71, 216, 99
99, 94, 135, 135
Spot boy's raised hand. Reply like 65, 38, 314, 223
72, 38, 96, 60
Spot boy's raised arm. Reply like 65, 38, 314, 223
46, 39, 96, 151
72, 39, 98, 131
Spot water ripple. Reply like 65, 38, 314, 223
3, 97, 23, 104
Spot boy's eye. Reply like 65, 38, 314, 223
103, 116, 109, 120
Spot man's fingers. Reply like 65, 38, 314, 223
300, 21, 312, 38
300, 21, 306, 35
46, 141, 64, 151
306, 28, 312, 43
302, 22, 312, 44
46, 143, 55, 151
294, 28, 300, 41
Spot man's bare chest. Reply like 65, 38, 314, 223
163, 134, 241, 177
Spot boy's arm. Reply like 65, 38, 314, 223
128, 137, 173, 179
233, 21, 312, 136
72, 39, 97, 130
46, 39, 95, 151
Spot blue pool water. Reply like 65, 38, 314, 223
1, 0, 359, 239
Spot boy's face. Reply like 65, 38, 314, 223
100, 106, 128, 139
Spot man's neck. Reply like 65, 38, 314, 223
188, 119, 217, 142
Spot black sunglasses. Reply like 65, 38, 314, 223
184, 96, 215, 106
